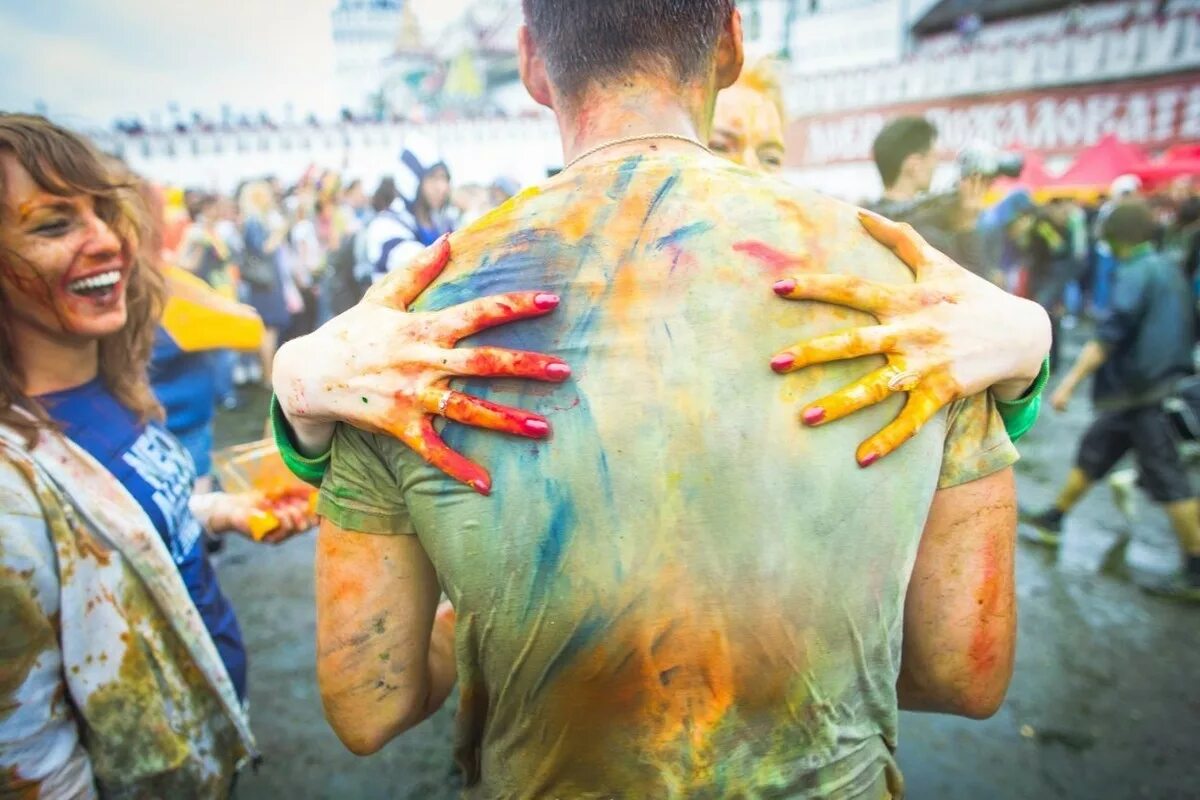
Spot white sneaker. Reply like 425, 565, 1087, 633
1109, 468, 1138, 529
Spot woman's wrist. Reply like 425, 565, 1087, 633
992, 297, 1053, 401
189, 492, 231, 535
273, 337, 337, 457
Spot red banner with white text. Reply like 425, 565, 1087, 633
786, 75, 1200, 168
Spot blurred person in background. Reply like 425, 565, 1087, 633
868, 116, 990, 277
1010, 196, 1088, 370
178, 192, 241, 410
453, 183, 494, 226
1023, 200, 1200, 602
707, 56, 786, 174
0, 114, 313, 797
364, 145, 457, 283
284, 193, 323, 341
488, 176, 520, 208
325, 177, 372, 316
341, 177, 370, 225
1175, 195, 1200, 291
1091, 175, 1142, 314
239, 180, 290, 384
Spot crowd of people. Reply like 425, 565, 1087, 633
1, 1, 1197, 798
158, 150, 524, 404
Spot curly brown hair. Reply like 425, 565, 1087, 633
0, 113, 165, 446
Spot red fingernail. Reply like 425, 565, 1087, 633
471, 478, 491, 496
545, 363, 571, 380
803, 407, 825, 425
770, 354, 795, 373
523, 419, 550, 436
534, 293, 560, 310
859, 452, 880, 467
773, 279, 796, 296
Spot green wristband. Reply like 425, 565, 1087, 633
996, 357, 1050, 443
271, 395, 331, 487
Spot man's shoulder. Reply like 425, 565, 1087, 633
443, 153, 908, 284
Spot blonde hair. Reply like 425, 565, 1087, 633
239, 180, 274, 219
0, 114, 165, 445
735, 57, 786, 124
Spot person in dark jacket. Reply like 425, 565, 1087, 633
867, 116, 989, 278
1023, 200, 1200, 601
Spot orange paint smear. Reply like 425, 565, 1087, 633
968, 533, 1002, 677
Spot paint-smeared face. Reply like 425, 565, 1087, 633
710, 85, 786, 175
0, 152, 132, 344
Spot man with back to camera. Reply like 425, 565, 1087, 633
869, 116, 991, 279
309, 3, 1022, 797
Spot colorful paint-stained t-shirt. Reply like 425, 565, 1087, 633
319, 152, 1019, 799
40, 379, 248, 700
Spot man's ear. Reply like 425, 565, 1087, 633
518, 25, 553, 109
715, 8, 746, 91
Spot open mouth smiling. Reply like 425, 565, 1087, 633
65, 268, 122, 299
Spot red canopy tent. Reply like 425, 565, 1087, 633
1133, 143, 1200, 190
1044, 135, 1149, 196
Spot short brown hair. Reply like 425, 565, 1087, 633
1100, 199, 1157, 248
0, 114, 165, 445
872, 116, 937, 189
522, 0, 735, 102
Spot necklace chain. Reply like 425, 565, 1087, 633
564, 133, 710, 171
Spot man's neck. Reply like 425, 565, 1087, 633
14, 323, 99, 397
559, 78, 712, 167
881, 181, 921, 203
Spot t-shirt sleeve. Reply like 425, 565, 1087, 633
938, 392, 1021, 490
316, 424, 414, 535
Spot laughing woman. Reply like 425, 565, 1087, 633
0, 115, 301, 797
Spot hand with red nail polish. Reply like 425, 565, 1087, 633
767, 210, 1050, 466
274, 235, 571, 495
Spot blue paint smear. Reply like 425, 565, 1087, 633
523, 489, 578, 620
607, 156, 643, 200
654, 221, 714, 251
643, 173, 679, 228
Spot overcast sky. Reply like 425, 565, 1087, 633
0, 0, 471, 129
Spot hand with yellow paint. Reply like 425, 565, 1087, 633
190, 490, 317, 545
770, 211, 1051, 466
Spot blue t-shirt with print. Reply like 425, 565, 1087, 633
41, 379, 247, 700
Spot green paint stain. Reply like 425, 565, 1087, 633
361, 397, 369, 404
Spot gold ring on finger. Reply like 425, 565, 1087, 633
887, 370, 921, 392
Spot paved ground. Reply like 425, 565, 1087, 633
215, 346, 1200, 799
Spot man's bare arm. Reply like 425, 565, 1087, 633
898, 468, 1017, 719
315, 519, 456, 755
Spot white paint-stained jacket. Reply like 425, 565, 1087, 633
0, 419, 257, 798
